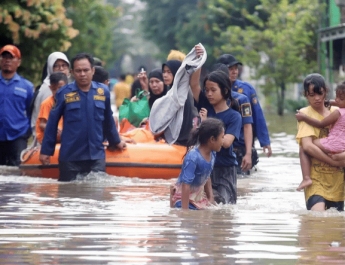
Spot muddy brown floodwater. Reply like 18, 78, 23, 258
1, 115, 345, 264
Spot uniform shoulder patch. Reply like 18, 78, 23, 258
241, 103, 252, 117
252, 97, 258, 104
97, 88, 104, 95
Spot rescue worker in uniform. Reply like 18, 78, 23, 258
211, 63, 254, 174
0, 45, 34, 166
217, 54, 272, 170
39, 53, 126, 181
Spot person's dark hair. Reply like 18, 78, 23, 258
71, 53, 94, 69
50, 71, 68, 85
303, 73, 330, 108
210, 63, 229, 76
93, 57, 102, 66
92, 66, 109, 83
185, 118, 224, 157
162, 60, 182, 87
120, 74, 126, 81
336, 81, 345, 96
203, 70, 239, 111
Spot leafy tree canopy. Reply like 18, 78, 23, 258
220, 0, 322, 114
64, 0, 121, 67
0, 0, 79, 84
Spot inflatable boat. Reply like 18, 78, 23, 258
20, 129, 186, 180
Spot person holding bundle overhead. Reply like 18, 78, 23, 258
149, 44, 205, 147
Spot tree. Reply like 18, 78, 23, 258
141, 0, 198, 59
140, 0, 264, 65
0, 0, 79, 84
64, 0, 121, 67
220, 0, 322, 115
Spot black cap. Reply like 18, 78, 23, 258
216, 54, 242, 68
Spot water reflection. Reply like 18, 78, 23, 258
1, 132, 345, 264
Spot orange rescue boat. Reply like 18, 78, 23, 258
20, 128, 186, 180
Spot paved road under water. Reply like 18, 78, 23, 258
1, 131, 345, 264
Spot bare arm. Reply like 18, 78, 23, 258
223, 134, 235, 149
301, 137, 342, 167
190, 68, 201, 102
241, 123, 253, 171
189, 44, 204, 103
181, 183, 191, 210
138, 71, 149, 92
296, 110, 340, 128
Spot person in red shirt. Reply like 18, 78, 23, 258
36, 72, 67, 144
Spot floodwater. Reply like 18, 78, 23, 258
1, 115, 345, 264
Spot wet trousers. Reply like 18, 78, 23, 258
210, 166, 237, 204
0, 133, 28, 166
58, 159, 106, 182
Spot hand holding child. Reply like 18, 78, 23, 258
295, 110, 306, 122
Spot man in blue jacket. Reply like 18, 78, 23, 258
39, 53, 126, 181
0, 45, 34, 166
217, 54, 272, 160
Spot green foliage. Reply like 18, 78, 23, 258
64, 0, 121, 67
141, 0, 263, 64
0, 0, 79, 84
141, 0, 197, 59
285, 99, 308, 113
220, 0, 323, 115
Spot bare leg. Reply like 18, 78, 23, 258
313, 139, 332, 153
311, 202, 326, 211
170, 184, 176, 208
297, 146, 313, 191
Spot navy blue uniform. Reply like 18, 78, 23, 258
0, 72, 33, 165
232, 80, 270, 147
231, 91, 253, 147
41, 81, 121, 163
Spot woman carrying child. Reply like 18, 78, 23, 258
171, 118, 225, 210
296, 81, 345, 160
295, 74, 345, 211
